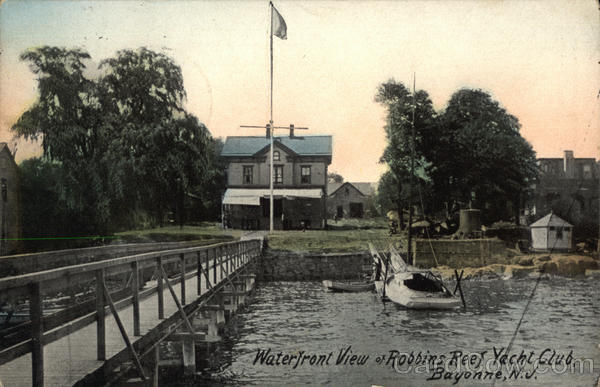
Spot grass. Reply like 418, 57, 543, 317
114, 218, 401, 253
267, 227, 405, 253
326, 217, 388, 230
114, 222, 244, 245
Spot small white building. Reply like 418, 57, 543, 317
529, 212, 573, 252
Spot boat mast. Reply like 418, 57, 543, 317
407, 73, 416, 265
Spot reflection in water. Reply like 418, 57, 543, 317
167, 278, 599, 386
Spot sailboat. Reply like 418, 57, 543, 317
370, 244, 463, 309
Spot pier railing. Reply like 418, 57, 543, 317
0, 238, 262, 386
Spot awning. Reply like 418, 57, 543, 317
223, 188, 323, 206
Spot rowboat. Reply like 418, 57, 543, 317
322, 280, 375, 293
370, 243, 463, 310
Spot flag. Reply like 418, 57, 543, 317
271, 3, 287, 40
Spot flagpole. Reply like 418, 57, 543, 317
269, 1, 274, 233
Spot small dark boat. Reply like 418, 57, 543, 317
322, 280, 375, 293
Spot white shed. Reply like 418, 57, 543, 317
529, 212, 573, 252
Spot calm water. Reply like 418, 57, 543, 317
171, 277, 600, 386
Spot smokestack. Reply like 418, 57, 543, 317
289, 124, 294, 138
266, 123, 271, 138
564, 150, 574, 178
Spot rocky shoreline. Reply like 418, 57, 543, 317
431, 253, 600, 281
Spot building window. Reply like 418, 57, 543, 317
301, 166, 311, 184
274, 165, 283, 184
273, 151, 280, 161
243, 166, 253, 184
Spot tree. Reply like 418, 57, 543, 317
431, 89, 537, 223
192, 137, 227, 221
13, 47, 110, 233
375, 80, 436, 224
13, 46, 216, 234
327, 172, 344, 183
97, 48, 211, 226
375, 82, 538, 225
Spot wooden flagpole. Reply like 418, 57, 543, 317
269, 2, 274, 232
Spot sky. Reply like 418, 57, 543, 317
0, 0, 598, 182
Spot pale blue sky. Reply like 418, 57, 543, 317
1, 0, 598, 181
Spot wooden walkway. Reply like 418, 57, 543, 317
0, 239, 262, 386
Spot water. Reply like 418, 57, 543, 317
180, 277, 599, 386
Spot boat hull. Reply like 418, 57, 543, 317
322, 280, 375, 293
375, 277, 461, 310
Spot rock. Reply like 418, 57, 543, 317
503, 265, 537, 279
463, 264, 505, 280
431, 265, 455, 281
536, 255, 598, 276
517, 256, 534, 266
532, 255, 551, 265
540, 261, 559, 275
585, 269, 600, 278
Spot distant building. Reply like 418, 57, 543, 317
530, 150, 599, 227
327, 182, 377, 219
220, 130, 332, 230
530, 212, 573, 252
0, 143, 21, 255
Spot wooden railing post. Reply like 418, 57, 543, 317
157, 256, 164, 319
180, 253, 186, 305
212, 248, 217, 284
29, 282, 44, 387
218, 247, 223, 282
96, 269, 106, 360
227, 245, 231, 275
197, 251, 202, 295
132, 261, 140, 336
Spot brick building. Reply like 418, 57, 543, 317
530, 150, 599, 228
220, 131, 332, 230
327, 182, 376, 218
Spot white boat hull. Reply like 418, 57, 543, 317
375, 276, 461, 310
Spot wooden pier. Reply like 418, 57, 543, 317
0, 238, 262, 386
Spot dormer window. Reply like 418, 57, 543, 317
273, 151, 280, 161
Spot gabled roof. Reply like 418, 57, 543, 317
530, 212, 573, 228
0, 143, 17, 166
328, 181, 376, 197
351, 182, 377, 196
327, 182, 343, 195
221, 136, 332, 157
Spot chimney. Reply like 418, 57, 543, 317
266, 123, 271, 138
289, 124, 294, 138
564, 150, 574, 178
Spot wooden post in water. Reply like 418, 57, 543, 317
182, 338, 195, 375
153, 344, 160, 387
30, 282, 44, 387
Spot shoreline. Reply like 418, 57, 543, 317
430, 253, 599, 281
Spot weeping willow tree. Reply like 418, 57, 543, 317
14, 46, 214, 234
